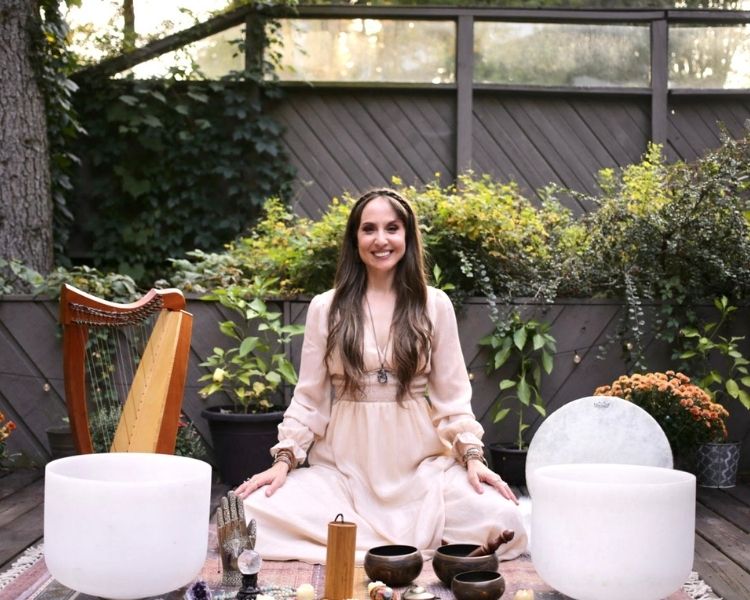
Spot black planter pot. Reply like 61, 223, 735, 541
201, 406, 284, 486
46, 424, 77, 460
488, 443, 528, 486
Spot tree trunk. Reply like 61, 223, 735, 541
122, 0, 136, 52
0, 0, 53, 273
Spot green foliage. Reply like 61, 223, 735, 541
166, 195, 349, 297
40, 265, 140, 302
36, 0, 84, 258
410, 174, 579, 307
167, 175, 581, 305
479, 312, 556, 450
174, 418, 211, 461
70, 76, 295, 283
0, 259, 46, 295
677, 296, 750, 411
58, 2, 296, 283
0, 260, 139, 302
90, 405, 209, 459
568, 134, 750, 367
199, 283, 305, 413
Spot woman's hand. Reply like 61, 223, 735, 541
234, 461, 289, 500
466, 459, 519, 504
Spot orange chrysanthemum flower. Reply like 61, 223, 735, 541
594, 371, 729, 456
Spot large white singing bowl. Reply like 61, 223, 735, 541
532, 463, 695, 600
45, 453, 211, 599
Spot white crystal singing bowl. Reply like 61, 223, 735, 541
44, 453, 211, 599
531, 463, 695, 600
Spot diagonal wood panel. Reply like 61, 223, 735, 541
473, 95, 650, 214
473, 98, 554, 192
669, 97, 750, 162
271, 90, 749, 220
272, 89, 455, 214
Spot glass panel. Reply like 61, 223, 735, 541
669, 25, 750, 89
273, 19, 455, 84
474, 22, 650, 87
122, 25, 245, 80
302, 1, 750, 7
66, 0, 226, 65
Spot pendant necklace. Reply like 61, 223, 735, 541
365, 295, 391, 384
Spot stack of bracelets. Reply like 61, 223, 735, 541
272, 448, 297, 471
462, 446, 488, 467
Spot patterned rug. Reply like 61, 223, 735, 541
0, 538, 700, 600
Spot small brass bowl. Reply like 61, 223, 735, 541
364, 544, 423, 587
451, 570, 506, 600
433, 543, 499, 587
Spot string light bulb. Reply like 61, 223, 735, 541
573, 351, 582, 365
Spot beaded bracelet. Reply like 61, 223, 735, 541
462, 447, 488, 467
272, 449, 297, 471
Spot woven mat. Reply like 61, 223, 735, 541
0, 526, 692, 600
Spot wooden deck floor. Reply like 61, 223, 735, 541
2, 469, 749, 599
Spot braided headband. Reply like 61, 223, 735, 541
354, 188, 414, 217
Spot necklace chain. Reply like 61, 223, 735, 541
365, 295, 391, 384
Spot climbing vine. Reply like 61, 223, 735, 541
64, 1, 296, 283
36, 0, 84, 261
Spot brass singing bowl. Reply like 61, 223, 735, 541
451, 570, 506, 600
364, 544, 423, 587
433, 543, 499, 587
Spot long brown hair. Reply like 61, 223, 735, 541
325, 189, 432, 401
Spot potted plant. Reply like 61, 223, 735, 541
479, 311, 556, 485
594, 371, 734, 486
199, 282, 304, 485
46, 417, 77, 460
671, 295, 750, 486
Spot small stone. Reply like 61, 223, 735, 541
184, 580, 212, 600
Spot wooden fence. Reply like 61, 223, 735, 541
2, 296, 748, 473
78, 5, 750, 218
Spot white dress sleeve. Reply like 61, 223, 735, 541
427, 288, 485, 460
270, 292, 333, 464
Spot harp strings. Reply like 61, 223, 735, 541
84, 313, 159, 452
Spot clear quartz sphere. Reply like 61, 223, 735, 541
238, 549, 262, 575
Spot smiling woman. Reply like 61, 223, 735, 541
233, 188, 529, 565
356, 196, 407, 282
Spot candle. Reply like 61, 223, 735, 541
513, 590, 535, 600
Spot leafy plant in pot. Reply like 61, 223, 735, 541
199, 282, 304, 485
479, 311, 556, 485
672, 296, 750, 487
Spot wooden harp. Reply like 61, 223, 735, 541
60, 283, 193, 454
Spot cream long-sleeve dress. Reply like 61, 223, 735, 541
243, 287, 528, 563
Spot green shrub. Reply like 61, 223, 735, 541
567, 136, 750, 364
408, 174, 579, 304
167, 175, 580, 307
576, 141, 750, 303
